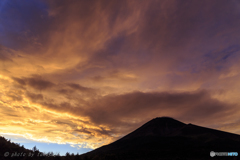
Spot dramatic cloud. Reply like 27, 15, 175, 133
0, 0, 240, 150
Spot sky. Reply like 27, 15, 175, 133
1, 0, 240, 155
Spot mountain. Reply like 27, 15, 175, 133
79, 117, 240, 160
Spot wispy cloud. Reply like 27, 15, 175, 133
0, 0, 240, 149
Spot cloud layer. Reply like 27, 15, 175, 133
1, 0, 240, 149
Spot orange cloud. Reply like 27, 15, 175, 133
1, 0, 240, 150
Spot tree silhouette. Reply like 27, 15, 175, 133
32, 145, 38, 152
65, 152, 70, 157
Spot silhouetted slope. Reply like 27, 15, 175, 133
0, 136, 48, 160
0, 136, 78, 160
80, 117, 240, 160
120, 117, 186, 140
0, 136, 30, 160
170, 123, 240, 141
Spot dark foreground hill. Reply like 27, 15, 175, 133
79, 117, 240, 160
0, 136, 60, 160
0, 136, 32, 160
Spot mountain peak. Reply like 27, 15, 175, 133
148, 116, 185, 124
82, 117, 240, 160
120, 117, 186, 140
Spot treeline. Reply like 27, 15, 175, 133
0, 136, 92, 160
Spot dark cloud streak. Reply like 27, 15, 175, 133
29, 89, 236, 136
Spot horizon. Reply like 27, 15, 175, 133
2, 116, 240, 156
1, 0, 240, 155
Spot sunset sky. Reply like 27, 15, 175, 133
1, 0, 240, 155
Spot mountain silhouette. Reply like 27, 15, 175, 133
120, 117, 186, 140
79, 117, 240, 160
